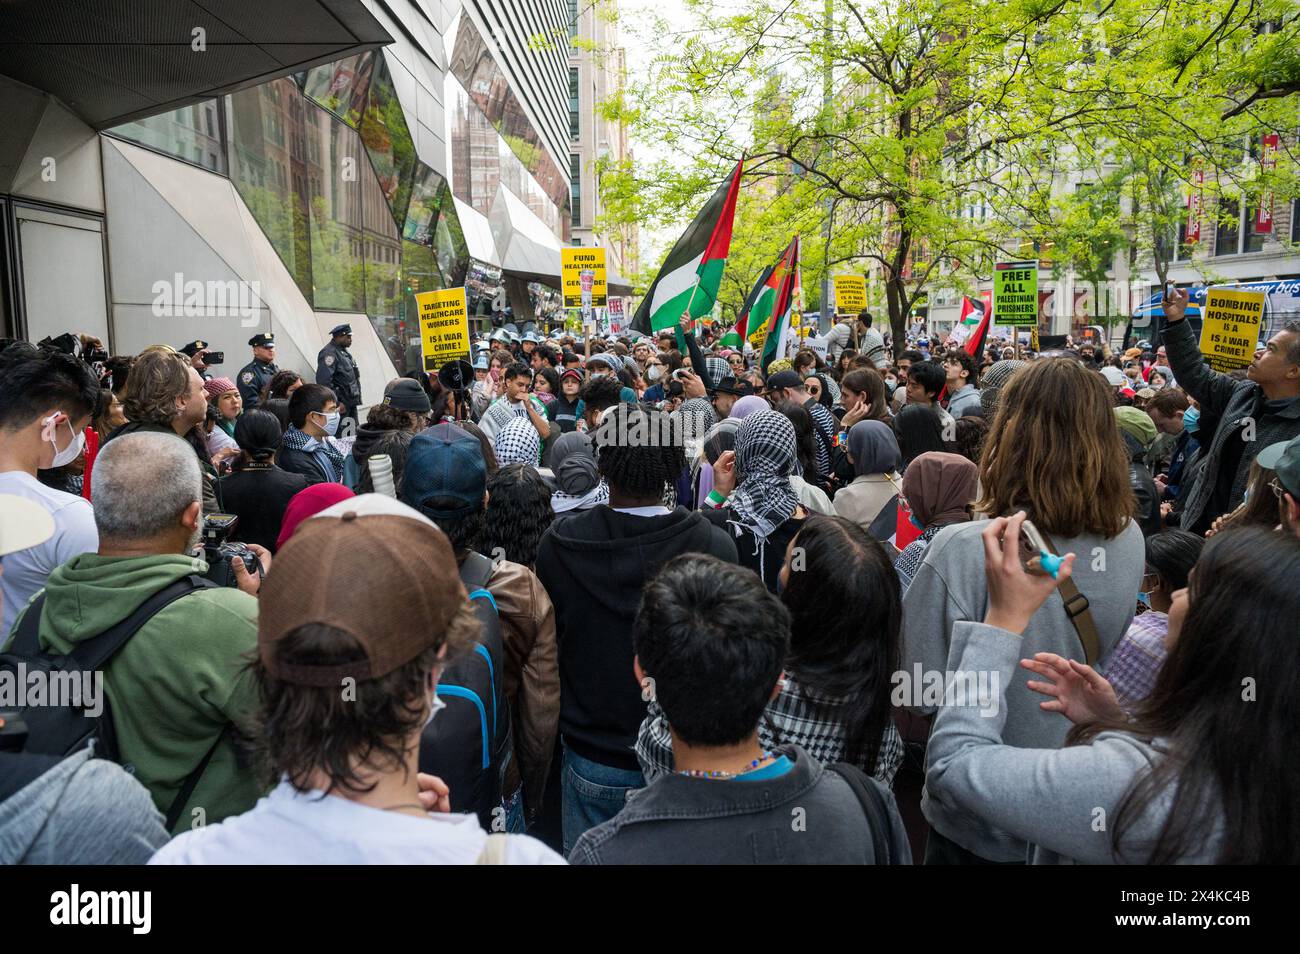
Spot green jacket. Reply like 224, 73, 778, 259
6, 553, 264, 833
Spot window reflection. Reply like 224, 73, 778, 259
301, 51, 377, 127
227, 79, 314, 301
111, 101, 226, 174
305, 105, 367, 311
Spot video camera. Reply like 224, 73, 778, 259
200, 513, 260, 587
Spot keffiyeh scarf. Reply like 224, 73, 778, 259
493, 416, 543, 467
729, 410, 800, 543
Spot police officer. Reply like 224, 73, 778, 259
317, 323, 361, 426
178, 339, 214, 381
238, 332, 278, 405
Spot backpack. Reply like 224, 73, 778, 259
418, 551, 513, 831
827, 762, 906, 864
0, 575, 225, 829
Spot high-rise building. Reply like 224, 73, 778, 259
567, 0, 638, 284
0, 0, 600, 397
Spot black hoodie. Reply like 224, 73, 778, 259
536, 505, 738, 770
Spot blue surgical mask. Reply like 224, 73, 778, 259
1138, 591, 1151, 607
1182, 406, 1200, 434
314, 409, 341, 436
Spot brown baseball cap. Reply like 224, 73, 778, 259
258, 503, 467, 686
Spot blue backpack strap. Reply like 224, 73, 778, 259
467, 588, 497, 613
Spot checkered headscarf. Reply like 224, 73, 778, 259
492, 416, 542, 467
704, 356, 732, 390
730, 410, 799, 542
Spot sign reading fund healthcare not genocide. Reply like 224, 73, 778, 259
993, 261, 1039, 327
416, 287, 470, 371
562, 246, 607, 309
1199, 288, 1265, 372
833, 275, 867, 315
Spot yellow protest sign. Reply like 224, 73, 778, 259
1199, 288, 1265, 372
562, 247, 607, 309
833, 275, 867, 315
416, 287, 470, 371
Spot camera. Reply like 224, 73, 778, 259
200, 513, 259, 587
205, 351, 224, 365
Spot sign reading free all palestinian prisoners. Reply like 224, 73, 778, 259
993, 261, 1039, 327
1199, 288, 1265, 372
416, 287, 470, 371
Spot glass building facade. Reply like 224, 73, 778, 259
109, 8, 572, 370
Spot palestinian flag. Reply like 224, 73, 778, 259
760, 236, 800, 369
741, 255, 789, 358
632, 159, 743, 338
960, 295, 992, 363
722, 263, 774, 348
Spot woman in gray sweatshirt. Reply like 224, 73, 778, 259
927, 516, 1299, 864
903, 357, 1145, 862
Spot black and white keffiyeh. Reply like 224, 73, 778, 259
729, 410, 799, 542
672, 397, 717, 459
492, 416, 542, 467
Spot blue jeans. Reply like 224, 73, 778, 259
561, 745, 645, 855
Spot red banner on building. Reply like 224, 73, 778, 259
1255, 133, 1279, 235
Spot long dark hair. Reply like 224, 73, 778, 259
894, 403, 950, 468
780, 516, 901, 773
482, 463, 554, 569
774, 400, 819, 480
1072, 527, 1300, 863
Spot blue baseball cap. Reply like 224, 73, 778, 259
401, 423, 487, 519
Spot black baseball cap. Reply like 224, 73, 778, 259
764, 370, 803, 392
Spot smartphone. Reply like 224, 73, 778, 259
1019, 518, 1052, 575
206, 351, 224, 365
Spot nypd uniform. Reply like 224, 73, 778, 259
238, 332, 279, 405
316, 323, 361, 422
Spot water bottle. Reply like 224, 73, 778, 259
369, 454, 396, 498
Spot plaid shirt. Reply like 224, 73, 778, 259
1104, 611, 1169, 707
635, 671, 904, 786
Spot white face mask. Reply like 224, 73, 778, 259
647, 365, 663, 382
313, 410, 341, 436
44, 413, 85, 468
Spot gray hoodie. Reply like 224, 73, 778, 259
0, 746, 170, 864
901, 517, 1144, 861
927, 622, 1222, 864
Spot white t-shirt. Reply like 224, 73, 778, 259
149, 780, 567, 865
0, 471, 98, 637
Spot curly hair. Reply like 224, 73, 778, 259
365, 402, 426, 433
265, 370, 303, 400
481, 463, 553, 568
122, 349, 192, 427
594, 402, 687, 501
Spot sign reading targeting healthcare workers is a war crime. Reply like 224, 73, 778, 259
833, 275, 867, 315
416, 287, 470, 371
1199, 288, 1265, 372
562, 246, 607, 309
993, 261, 1039, 327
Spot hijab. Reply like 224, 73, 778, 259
901, 451, 978, 528
847, 420, 902, 477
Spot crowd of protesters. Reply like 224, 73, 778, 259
0, 283, 1298, 865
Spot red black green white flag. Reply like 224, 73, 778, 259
631, 159, 743, 337
721, 263, 774, 349
759, 236, 800, 369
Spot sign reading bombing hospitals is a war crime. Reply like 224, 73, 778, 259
416, 287, 470, 371
993, 261, 1039, 327
562, 246, 607, 309
1199, 288, 1265, 373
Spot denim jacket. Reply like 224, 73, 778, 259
568, 745, 911, 865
